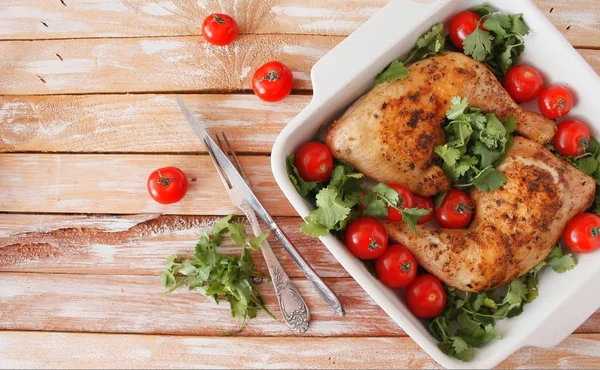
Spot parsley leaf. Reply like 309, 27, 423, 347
286, 154, 319, 197
462, 8, 531, 79
463, 28, 493, 62
545, 245, 577, 273
162, 216, 274, 331
472, 167, 506, 192
361, 183, 430, 234
429, 243, 578, 362
300, 162, 363, 237
576, 157, 599, 176
435, 97, 513, 192
374, 60, 410, 85
404, 23, 446, 65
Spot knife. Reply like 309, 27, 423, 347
176, 96, 344, 316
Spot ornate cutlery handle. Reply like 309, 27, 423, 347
242, 204, 310, 333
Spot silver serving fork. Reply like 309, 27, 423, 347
208, 131, 310, 333
176, 96, 343, 317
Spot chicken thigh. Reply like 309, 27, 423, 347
383, 136, 595, 292
325, 52, 556, 196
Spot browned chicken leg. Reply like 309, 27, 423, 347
383, 137, 595, 292
325, 52, 556, 196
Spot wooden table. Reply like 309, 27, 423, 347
0, 1, 599, 368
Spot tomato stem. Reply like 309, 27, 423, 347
454, 202, 473, 214
213, 14, 226, 24
401, 261, 412, 273
157, 170, 172, 188
261, 70, 281, 82
591, 227, 600, 238
368, 239, 380, 251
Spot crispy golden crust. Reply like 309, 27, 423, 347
384, 137, 595, 292
325, 52, 556, 197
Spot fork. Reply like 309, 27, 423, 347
207, 131, 310, 333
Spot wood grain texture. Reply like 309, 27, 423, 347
0, 154, 296, 216
1, 37, 598, 96
0, 331, 598, 369
0, 214, 347, 278
0, 273, 403, 336
0, 35, 338, 95
1, 0, 598, 48
0, 94, 308, 153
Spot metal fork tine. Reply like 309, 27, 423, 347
204, 137, 232, 189
218, 131, 251, 183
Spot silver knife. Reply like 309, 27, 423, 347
176, 96, 344, 316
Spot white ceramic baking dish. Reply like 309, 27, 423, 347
271, 0, 600, 368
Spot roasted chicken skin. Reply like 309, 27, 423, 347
383, 137, 595, 293
325, 52, 556, 196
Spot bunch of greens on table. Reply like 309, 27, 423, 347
434, 96, 516, 192
287, 157, 430, 237
430, 245, 577, 361
161, 215, 273, 331
373, 5, 529, 85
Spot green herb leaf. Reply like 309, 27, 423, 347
401, 207, 431, 234
305, 188, 351, 231
463, 28, 494, 61
374, 60, 410, 85
286, 154, 319, 197
162, 217, 273, 331
545, 245, 578, 273
446, 96, 470, 120
248, 232, 269, 251
576, 157, 599, 176
404, 23, 446, 65
434, 191, 448, 209
472, 167, 506, 192
509, 13, 530, 35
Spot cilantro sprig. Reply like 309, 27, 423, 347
435, 96, 515, 192
430, 245, 577, 361
361, 183, 431, 233
374, 23, 446, 85
296, 160, 364, 237
161, 215, 274, 331
464, 6, 530, 78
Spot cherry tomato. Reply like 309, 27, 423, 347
375, 244, 418, 288
563, 213, 600, 254
202, 13, 238, 46
385, 183, 416, 222
538, 85, 574, 119
294, 142, 334, 182
406, 274, 447, 318
147, 167, 188, 204
414, 195, 434, 225
554, 119, 591, 157
504, 65, 545, 103
449, 10, 485, 50
345, 217, 389, 260
252, 61, 294, 102
435, 189, 474, 229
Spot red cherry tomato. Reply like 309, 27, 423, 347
563, 213, 600, 254
504, 65, 545, 103
252, 61, 294, 102
345, 217, 389, 260
202, 13, 238, 46
385, 183, 416, 222
414, 195, 435, 225
147, 167, 188, 204
294, 142, 334, 182
538, 85, 575, 119
406, 274, 447, 319
449, 10, 485, 50
554, 119, 591, 157
435, 189, 474, 229
375, 244, 418, 288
